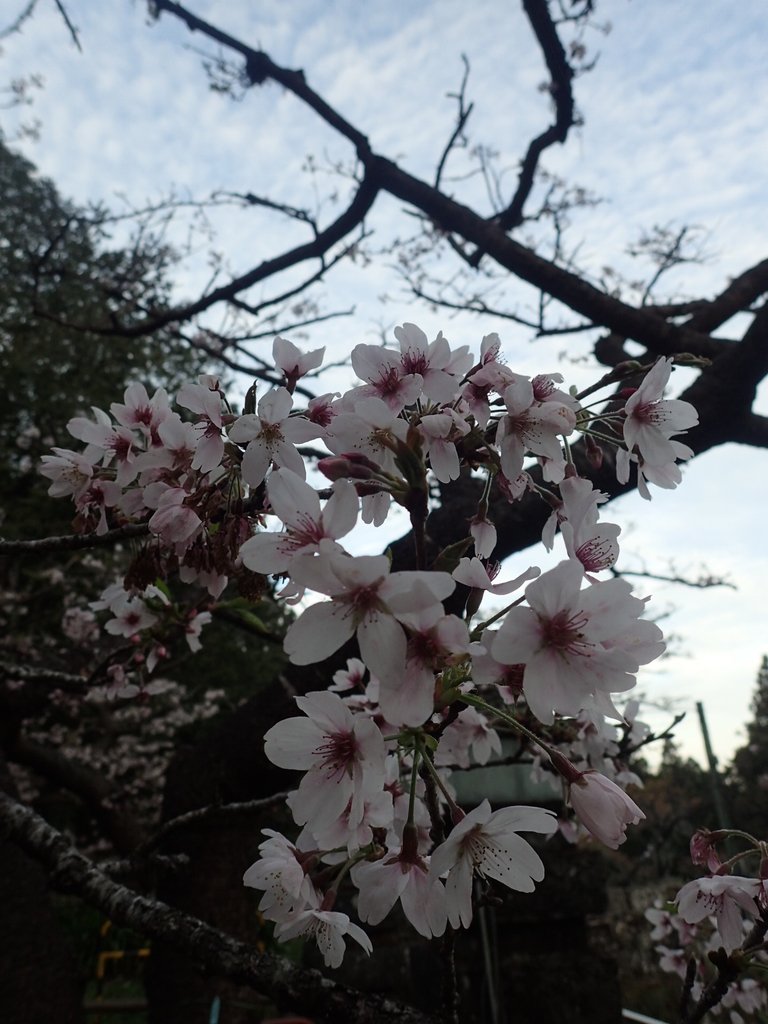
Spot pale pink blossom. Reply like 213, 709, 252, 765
39, 447, 97, 499
273, 336, 325, 389
283, 551, 454, 686
418, 411, 469, 483
184, 610, 212, 653
148, 487, 202, 549
228, 387, 317, 487
676, 875, 760, 950
352, 836, 447, 938
452, 557, 540, 597
645, 903, 675, 942
238, 469, 358, 576
350, 343, 423, 412
74, 477, 123, 534
469, 512, 497, 559
263, 690, 387, 834
300, 788, 394, 853
110, 382, 172, 444
104, 597, 157, 637
329, 658, 367, 692
275, 905, 372, 969
543, 476, 621, 575
492, 559, 665, 724
394, 322, 472, 404
67, 408, 140, 487
435, 707, 502, 769
568, 770, 645, 849
495, 375, 577, 483
176, 379, 225, 473
243, 829, 318, 923
623, 358, 698, 468
133, 414, 198, 475
430, 800, 557, 928
617, 441, 694, 499
377, 608, 471, 727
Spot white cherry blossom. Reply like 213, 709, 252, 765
430, 800, 557, 928
623, 357, 698, 468
492, 559, 665, 724
238, 469, 358, 576
229, 387, 317, 487
275, 906, 373, 969
263, 690, 387, 834
283, 551, 455, 686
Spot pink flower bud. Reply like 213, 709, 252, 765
569, 770, 645, 849
318, 453, 380, 481
584, 434, 604, 470
690, 827, 724, 872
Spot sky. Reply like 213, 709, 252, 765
2, 0, 767, 771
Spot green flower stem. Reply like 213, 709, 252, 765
407, 747, 421, 826
470, 596, 525, 638
459, 691, 559, 762
417, 738, 462, 819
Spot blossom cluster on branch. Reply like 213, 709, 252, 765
647, 827, 768, 1023
40, 323, 699, 967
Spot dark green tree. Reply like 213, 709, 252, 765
728, 656, 768, 839
0, 137, 204, 542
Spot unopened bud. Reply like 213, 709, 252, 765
584, 434, 604, 469
318, 452, 380, 481
548, 749, 584, 784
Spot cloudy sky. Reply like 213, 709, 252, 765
3, 0, 767, 769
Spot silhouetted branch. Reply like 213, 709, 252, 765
0, 789, 440, 1024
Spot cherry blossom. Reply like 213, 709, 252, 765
243, 829, 318, 923
623, 357, 699, 468
435, 707, 502, 769
418, 411, 469, 483
176, 378, 226, 473
492, 559, 665, 724
350, 344, 423, 412
675, 875, 760, 950
39, 447, 98, 499
228, 387, 317, 487
543, 476, 621, 575
430, 800, 557, 928
110, 382, 171, 444
275, 905, 373, 969
352, 830, 447, 938
263, 690, 387, 834
36, 323, 705, 969
283, 551, 454, 686
273, 336, 325, 390
495, 374, 577, 483
67, 408, 140, 487
238, 469, 358, 576
567, 770, 645, 849
394, 322, 472, 404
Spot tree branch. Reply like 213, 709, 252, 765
0, 522, 150, 556
0, 790, 440, 1024
494, 0, 576, 233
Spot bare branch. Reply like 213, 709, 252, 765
52, 0, 81, 51
136, 792, 289, 856
494, 0, 576, 233
0, 790, 440, 1024
434, 55, 474, 190
0, 522, 150, 556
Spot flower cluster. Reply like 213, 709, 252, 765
41, 325, 699, 966
647, 828, 768, 1021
